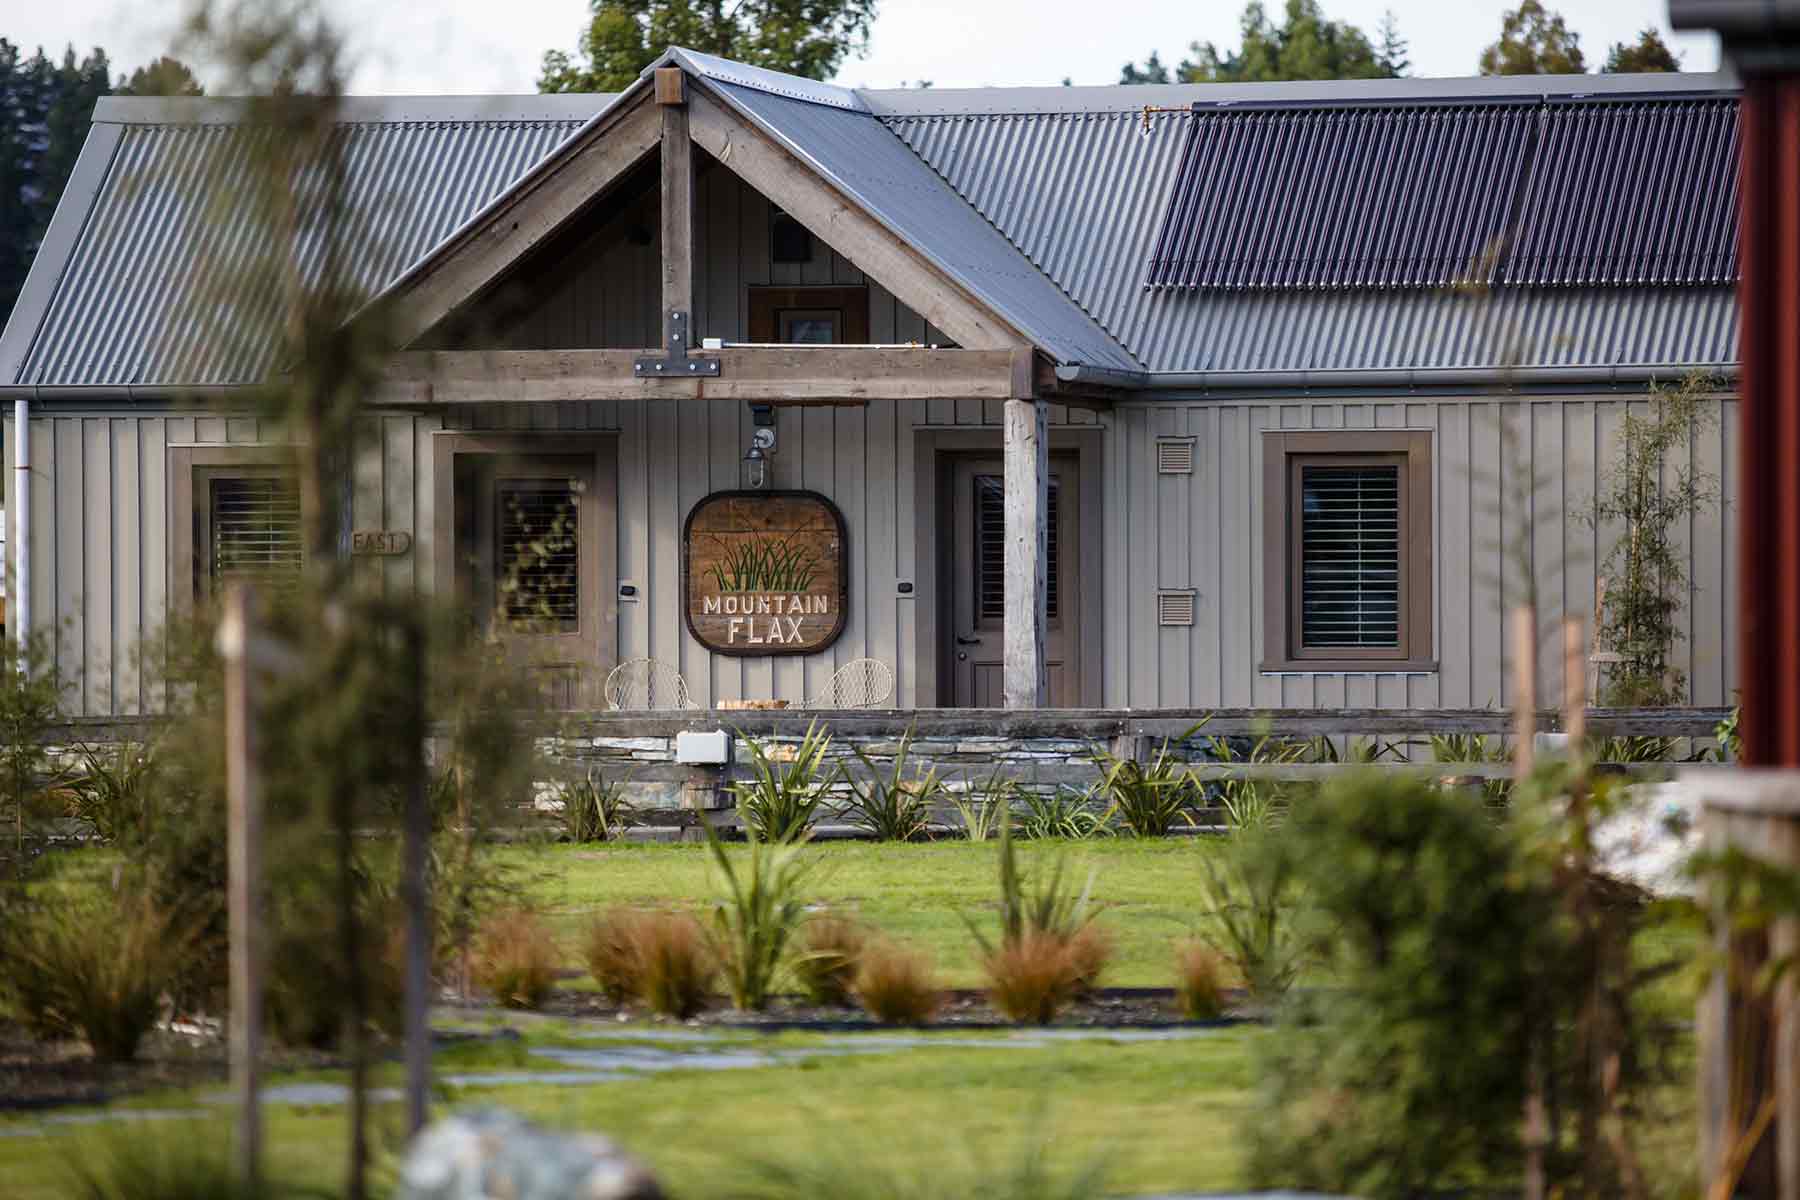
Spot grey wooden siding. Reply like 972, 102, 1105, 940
1104, 395, 1738, 710
472, 162, 953, 350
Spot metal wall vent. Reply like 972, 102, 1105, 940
1157, 590, 1197, 627
1156, 437, 1196, 474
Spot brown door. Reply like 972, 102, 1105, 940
947, 454, 1080, 707
454, 454, 603, 708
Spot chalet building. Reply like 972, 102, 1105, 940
0, 50, 1741, 715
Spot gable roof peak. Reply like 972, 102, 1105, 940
643, 46, 869, 113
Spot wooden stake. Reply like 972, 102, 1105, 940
1513, 605, 1539, 782
220, 585, 263, 1195
1003, 395, 1047, 708
401, 622, 431, 1136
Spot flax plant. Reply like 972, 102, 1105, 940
704, 820, 814, 1010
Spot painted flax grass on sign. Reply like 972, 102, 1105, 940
504, 838, 1210, 988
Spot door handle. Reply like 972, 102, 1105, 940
955, 634, 981, 646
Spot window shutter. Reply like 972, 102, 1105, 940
211, 475, 303, 588
1300, 464, 1400, 648
499, 480, 581, 628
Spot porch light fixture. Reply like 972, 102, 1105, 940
744, 425, 777, 490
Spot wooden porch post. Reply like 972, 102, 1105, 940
658, 67, 693, 343
1003, 387, 1047, 709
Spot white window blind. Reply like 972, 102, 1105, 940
1299, 464, 1400, 648
211, 475, 303, 589
499, 480, 580, 629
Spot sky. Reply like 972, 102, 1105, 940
6, 0, 1721, 95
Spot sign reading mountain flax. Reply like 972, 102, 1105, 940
683, 491, 847, 655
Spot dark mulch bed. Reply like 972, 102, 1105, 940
479, 982, 1232, 1031
0, 1019, 343, 1113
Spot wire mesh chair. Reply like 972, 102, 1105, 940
805, 658, 894, 710
604, 657, 694, 710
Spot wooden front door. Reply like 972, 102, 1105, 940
454, 454, 604, 708
947, 454, 1080, 707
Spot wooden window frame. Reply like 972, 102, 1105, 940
169, 444, 300, 615
430, 433, 618, 704
747, 285, 870, 345
1260, 429, 1435, 673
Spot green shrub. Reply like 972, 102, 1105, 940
65, 742, 159, 845
841, 728, 942, 842
794, 915, 866, 1007
1090, 729, 1198, 837
1, 891, 186, 1062
951, 770, 1013, 841
630, 911, 715, 1018
706, 823, 812, 1010
1242, 771, 1551, 1198
582, 908, 648, 1005
732, 720, 838, 842
1012, 786, 1108, 840
0, 629, 71, 881
265, 887, 405, 1049
984, 931, 1081, 1024
1174, 940, 1227, 1021
1194, 826, 1301, 1006
852, 940, 941, 1024
556, 768, 633, 842
472, 909, 560, 1011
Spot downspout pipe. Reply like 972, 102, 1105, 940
12, 396, 27, 644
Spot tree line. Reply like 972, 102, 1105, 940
0, 43, 202, 327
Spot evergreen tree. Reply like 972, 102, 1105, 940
1603, 28, 1681, 73
1119, 50, 1171, 85
1121, 1, 1396, 85
539, 0, 877, 93
1479, 0, 1586, 76
1376, 9, 1409, 77
119, 56, 205, 96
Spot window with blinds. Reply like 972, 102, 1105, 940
210, 474, 303, 589
1298, 464, 1401, 649
975, 474, 1059, 624
498, 480, 580, 630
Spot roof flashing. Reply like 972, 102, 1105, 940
647, 47, 869, 112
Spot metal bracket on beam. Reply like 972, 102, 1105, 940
634, 311, 721, 379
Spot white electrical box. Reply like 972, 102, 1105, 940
675, 729, 733, 765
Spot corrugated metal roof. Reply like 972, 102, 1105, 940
1508, 97, 1739, 286
706, 77, 1142, 373
8, 106, 593, 386
1146, 103, 1538, 291
887, 97, 1740, 373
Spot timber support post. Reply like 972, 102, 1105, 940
1003, 364, 1047, 709
636, 66, 718, 380
220, 585, 265, 1195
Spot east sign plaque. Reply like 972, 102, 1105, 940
683, 490, 847, 656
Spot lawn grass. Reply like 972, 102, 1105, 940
497, 837, 1215, 989
0, 1024, 1258, 1199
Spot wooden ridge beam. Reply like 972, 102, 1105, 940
379, 347, 1028, 403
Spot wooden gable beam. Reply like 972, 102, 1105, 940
383, 94, 662, 350
657, 68, 694, 354
685, 88, 1032, 355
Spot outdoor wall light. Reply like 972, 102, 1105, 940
743, 426, 777, 490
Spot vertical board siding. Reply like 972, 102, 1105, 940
1104, 395, 1740, 710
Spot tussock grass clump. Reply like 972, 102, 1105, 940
794, 915, 866, 1007
582, 908, 649, 1005
1062, 923, 1114, 996
983, 931, 1081, 1025
630, 911, 715, 1018
472, 909, 560, 1011
1, 892, 185, 1062
1175, 940, 1228, 1021
732, 721, 838, 843
557, 768, 633, 842
853, 941, 941, 1024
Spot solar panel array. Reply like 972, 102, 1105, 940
1146, 96, 1739, 292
